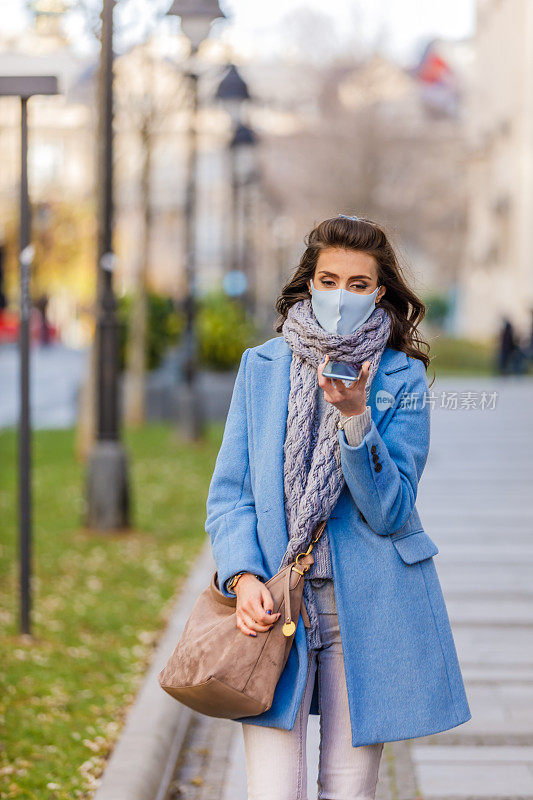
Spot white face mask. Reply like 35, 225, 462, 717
308, 279, 380, 335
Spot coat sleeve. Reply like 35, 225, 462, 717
205, 347, 269, 597
337, 357, 430, 536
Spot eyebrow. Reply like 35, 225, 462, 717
317, 270, 372, 280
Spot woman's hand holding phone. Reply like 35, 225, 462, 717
234, 575, 281, 637
318, 354, 370, 416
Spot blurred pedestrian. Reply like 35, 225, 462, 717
497, 316, 525, 375
525, 308, 533, 364
35, 294, 51, 346
0, 236, 7, 314
205, 215, 471, 800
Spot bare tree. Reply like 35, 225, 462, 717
115, 43, 186, 425
257, 55, 467, 288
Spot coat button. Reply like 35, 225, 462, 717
374, 462, 382, 473
371, 445, 377, 454
372, 453, 379, 463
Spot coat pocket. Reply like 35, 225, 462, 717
391, 530, 439, 564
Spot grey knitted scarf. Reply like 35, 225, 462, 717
280, 297, 391, 639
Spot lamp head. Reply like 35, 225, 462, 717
166, 0, 225, 50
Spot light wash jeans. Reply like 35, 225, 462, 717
241, 580, 384, 800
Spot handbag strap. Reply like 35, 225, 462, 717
294, 519, 327, 565
282, 520, 328, 635
309, 519, 327, 549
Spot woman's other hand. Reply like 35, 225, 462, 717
234, 574, 281, 637
318, 354, 370, 416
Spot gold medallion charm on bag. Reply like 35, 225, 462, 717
282, 620, 296, 637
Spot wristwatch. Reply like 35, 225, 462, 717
226, 572, 262, 594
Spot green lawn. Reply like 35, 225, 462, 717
427, 334, 499, 376
0, 423, 222, 800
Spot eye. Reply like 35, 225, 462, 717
320, 279, 336, 287
346, 283, 368, 291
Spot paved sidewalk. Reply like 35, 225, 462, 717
0, 343, 237, 430
0, 343, 86, 429
165, 375, 533, 800
410, 375, 533, 799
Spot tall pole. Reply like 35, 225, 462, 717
97, 0, 119, 441
165, 3, 225, 441
242, 177, 256, 316
229, 145, 238, 274
179, 69, 204, 441
19, 96, 31, 635
0, 76, 58, 636
86, 0, 130, 530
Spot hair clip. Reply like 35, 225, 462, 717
337, 213, 361, 221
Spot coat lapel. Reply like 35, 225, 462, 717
250, 339, 409, 567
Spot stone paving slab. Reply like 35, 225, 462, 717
422, 529, 533, 546
438, 546, 533, 563
451, 626, 533, 668
411, 746, 533, 798
413, 762, 533, 798
412, 746, 533, 763
436, 685, 533, 740
460, 666, 533, 685
444, 598, 533, 626
430, 565, 533, 594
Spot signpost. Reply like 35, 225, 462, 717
0, 75, 59, 635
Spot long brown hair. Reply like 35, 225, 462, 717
274, 215, 433, 381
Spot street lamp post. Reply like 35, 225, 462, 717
215, 66, 259, 314
214, 65, 250, 276
229, 122, 258, 315
0, 75, 59, 635
86, 0, 130, 530
166, 0, 225, 441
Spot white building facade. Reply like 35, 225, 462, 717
458, 0, 533, 340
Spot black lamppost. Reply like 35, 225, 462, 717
86, 0, 130, 530
215, 66, 259, 314
230, 121, 258, 314
214, 65, 250, 275
0, 75, 59, 635
166, 0, 225, 441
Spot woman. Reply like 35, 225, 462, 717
205, 215, 471, 800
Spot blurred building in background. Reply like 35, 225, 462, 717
6, 0, 524, 346
458, 0, 533, 339
246, 39, 471, 329
0, 7, 268, 341
0, 6, 95, 346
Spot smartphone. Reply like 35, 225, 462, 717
322, 361, 360, 383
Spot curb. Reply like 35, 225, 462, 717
93, 539, 215, 800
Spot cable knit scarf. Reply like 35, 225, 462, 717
280, 297, 391, 640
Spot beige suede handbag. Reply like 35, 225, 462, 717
158, 520, 327, 719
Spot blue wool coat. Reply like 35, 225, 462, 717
205, 335, 472, 746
